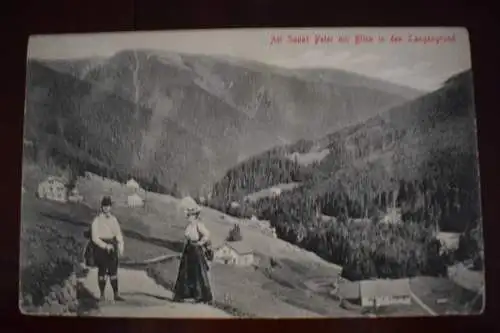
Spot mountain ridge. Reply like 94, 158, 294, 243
26, 49, 424, 194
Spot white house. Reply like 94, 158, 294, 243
214, 241, 255, 266
380, 207, 402, 224
335, 278, 411, 309
37, 176, 68, 203
68, 187, 83, 203
360, 278, 411, 308
126, 178, 140, 191
270, 187, 282, 197
436, 232, 460, 254
127, 193, 144, 207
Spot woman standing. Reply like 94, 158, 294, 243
173, 204, 214, 304
91, 196, 125, 302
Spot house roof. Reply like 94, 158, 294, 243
360, 278, 411, 298
126, 179, 140, 188
220, 241, 253, 254
337, 281, 361, 299
436, 232, 460, 249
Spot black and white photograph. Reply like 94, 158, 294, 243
19, 27, 485, 318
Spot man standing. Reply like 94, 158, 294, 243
91, 196, 125, 302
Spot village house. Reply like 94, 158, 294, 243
213, 241, 255, 267
380, 207, 402, 224
127, 193, 144, 207
68, 187, 83, 203
360, 278, 412, 308
270, 187, 282, 197
230, 201, 240, 209
37, 176, 68, 203
126, 178, 141, 191
435, 231, 460, 255
334, 277, 411, 310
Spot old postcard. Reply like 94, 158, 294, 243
19, 27, 485, 318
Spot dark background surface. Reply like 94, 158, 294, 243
1, 0, 499, 332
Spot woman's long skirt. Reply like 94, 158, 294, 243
173, 242, 213, 303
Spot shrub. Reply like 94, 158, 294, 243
20, 222, 85, 311
227, 224, 242, 242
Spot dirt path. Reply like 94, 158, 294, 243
80, 268, 232, 318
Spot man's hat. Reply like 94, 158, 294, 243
101, 196, 113, 207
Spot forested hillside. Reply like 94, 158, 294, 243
24, 61, 210, 194
210, 69, 483, 280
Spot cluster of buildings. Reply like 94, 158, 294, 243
36, 176, 83, 203
34, 174, 146, 208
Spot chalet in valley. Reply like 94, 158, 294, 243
360, 278, 411, 308
380, 207, 402, 224
214, 241, 255, 266
334, 277, 411, 310
435, 231, 460, 254
270, 187, 282, 197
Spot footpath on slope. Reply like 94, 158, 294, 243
79, 267, 232, 318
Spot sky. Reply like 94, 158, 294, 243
28, 27, 472, 91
